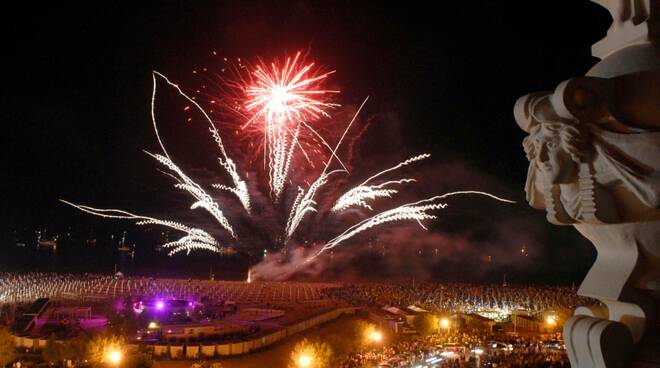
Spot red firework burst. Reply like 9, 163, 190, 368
243, 51, 339, 130
238, 51, 340, 198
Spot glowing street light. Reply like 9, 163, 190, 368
370, 331, 383, 342
440, 317, 450, 329
297, 354, 312, 367
546, 316, 557, 327
106, 349, 122, 365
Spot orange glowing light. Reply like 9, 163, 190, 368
297, 354, 312, 367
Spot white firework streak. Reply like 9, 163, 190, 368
331, 179, 413, 212
152, 71, 251, 213
284, 97, 369, 238
144, 151, 237, 239
60, 66, 517, 265
299, 121, 348, 172
268, 122, 300, 200
331, 154, 431, 212
59, 200, 230, 256
209, 125, 251, 213
285, 170, 344, 238
311, 191, 516, 260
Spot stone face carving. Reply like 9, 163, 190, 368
514, 1, 659, 367
515, 74, 660, 226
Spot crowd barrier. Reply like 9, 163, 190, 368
13, 307, 357, 360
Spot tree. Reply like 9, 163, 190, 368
0, 327, 16, 367
288, 338, 332, 368
413, 313, 438, 337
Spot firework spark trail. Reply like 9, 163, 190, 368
315, 201, 448, 259
243, 52, 339, 199
62, 55, 518, 271
152, 71, 251, 213
209, 126, 251, 213
299, 121, 348, 172
331, 179, 415, 212
144, 151, 237, 239
59, 200, 229, 256
310, 191, 516, 260
284, 97, 369, 239
331, 154, 431, 212
285, 170, 344, 238
268, 123, 300, 199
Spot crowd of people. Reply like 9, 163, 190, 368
1, 273, 588, 367
325, 282, 592, 315
1, 273, 590, 316
337, 329, 569, 368
327, 282, 582, 367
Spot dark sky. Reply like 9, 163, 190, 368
1, 1, 611, 282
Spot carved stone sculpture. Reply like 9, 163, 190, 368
514, 1, 659, 367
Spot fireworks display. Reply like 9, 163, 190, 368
315, 191, 515, 260
285, 96, 369, 239
332, 154, 430, 212
145, 150, 237, 239
58, 201, 231, 256
153, 71, 251, 214
243, 51, 339, 199
62, 52, 513, 270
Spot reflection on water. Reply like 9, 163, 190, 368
1, 234, 248, 280
35, 244, 57, 267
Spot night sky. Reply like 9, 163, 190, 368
1, 1, 612, 282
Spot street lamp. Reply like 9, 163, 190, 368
106, 349, 122, 365
297, 354, 312, 368
370, 331, 382, 342
440, 317, 450, 330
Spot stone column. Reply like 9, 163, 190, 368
513, 1, 659, 367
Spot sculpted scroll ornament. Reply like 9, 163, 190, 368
515, 73, 660, 226
515, 71, 660, 368
513, 1, 659, 366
